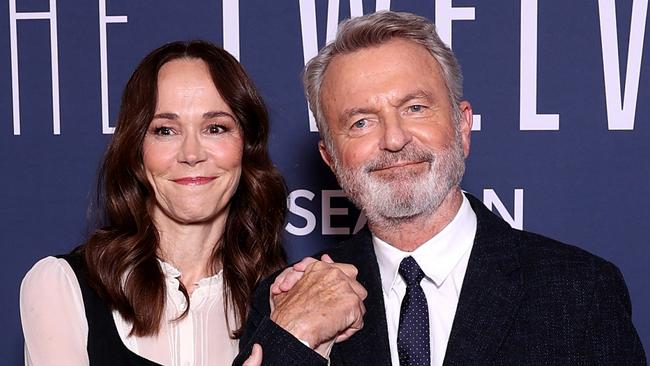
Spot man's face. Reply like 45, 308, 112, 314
318, 39, 472, 224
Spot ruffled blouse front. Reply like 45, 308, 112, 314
20, 256, 239, 366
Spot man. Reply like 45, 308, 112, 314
235, 11, 646, 366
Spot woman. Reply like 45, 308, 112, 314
20, 40, 286, 365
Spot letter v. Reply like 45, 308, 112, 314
599, 0, 648, 130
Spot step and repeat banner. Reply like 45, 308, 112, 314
1, 0, 648, 362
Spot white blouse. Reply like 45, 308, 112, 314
20, 256, 239, 366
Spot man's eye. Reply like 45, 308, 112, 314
208, 124, 226, 134
409, 105, 424, 113
352, 119, 367, 129
153, 126, 173, 136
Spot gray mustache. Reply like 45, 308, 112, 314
365, 147, 435, 172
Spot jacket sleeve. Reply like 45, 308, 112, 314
232, 275, 327, 366
584, 261, 647, 365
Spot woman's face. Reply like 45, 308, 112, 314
143, 58, 244, 226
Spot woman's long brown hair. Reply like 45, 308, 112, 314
78, 40, 287, 337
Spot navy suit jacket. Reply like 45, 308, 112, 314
235, 193, 646, 365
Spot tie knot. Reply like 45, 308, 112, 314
398, 256, 425, 287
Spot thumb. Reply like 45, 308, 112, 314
243, 343, 263, 366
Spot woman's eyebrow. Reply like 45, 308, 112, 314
152, 112, 178, 120
203, 111, 235, 120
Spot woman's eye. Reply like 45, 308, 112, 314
208, 124, 226, 134
352, 119, 367, 129
153, 126, 173, 136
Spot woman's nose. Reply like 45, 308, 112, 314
178, 133, 207, 166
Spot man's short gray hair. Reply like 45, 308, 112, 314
303, 11, 463, 150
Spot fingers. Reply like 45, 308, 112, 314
271, 257, 319, 295
271, 257, 320, 295
335, 326, 360, 343
278, 268, 306, 292
331, 262, 359, 279
334, 322, 364, 343
334, 289, 366, 343
243, 344, 263, 366
305, 258, 358, 278
349, 277, 368, 300
270, 266, 294, 295
292, 256, 319, 271
321, 254, 334, 263
273, 259, 363, 302
286, 255, 358, 280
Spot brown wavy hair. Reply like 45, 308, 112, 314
78, 40, 287, 337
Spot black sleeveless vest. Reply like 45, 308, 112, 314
59, 253, 161, 366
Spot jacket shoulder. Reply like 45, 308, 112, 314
513, 228, 617, 284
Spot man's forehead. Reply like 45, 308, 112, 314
320, 39, 446, 114
322, 39, 442, 89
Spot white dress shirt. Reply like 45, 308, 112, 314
373, 194, 477, 366
20, 257, 239, 366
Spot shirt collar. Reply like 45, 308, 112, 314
157, 259, 223, 288
373, 193, 477, 293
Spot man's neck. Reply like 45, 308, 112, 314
368, 188, 464, 252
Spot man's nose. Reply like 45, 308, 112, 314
178, 133, 207, 166
379, 114, 412, 152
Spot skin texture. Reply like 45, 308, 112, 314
142, 58, 244, 289
318, 39, 473, 251
270, 260, 367, 355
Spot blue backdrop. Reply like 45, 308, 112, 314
1, 0, 648, 363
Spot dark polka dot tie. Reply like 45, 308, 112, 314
397, 256, 430, 366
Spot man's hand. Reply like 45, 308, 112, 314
271, 254, 334, 295
270, 254, 363, 344
269, 258, 367, 356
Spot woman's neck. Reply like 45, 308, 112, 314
153, 209, 226, 293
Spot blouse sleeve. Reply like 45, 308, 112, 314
20, 256, 89, 366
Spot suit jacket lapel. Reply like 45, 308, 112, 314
325, 193, 523, 365
443, 194, 523, 365
327, 229, 393, 366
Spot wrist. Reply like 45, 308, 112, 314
270, 313, 318, 347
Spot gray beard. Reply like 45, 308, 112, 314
331, 136, 465, 228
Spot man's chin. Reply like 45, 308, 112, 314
364, 207, 432, 229
365, 198, 432, 220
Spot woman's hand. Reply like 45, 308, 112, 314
242, 344, 263, 366
271, 254, 360, 297
270, 254, 335, 296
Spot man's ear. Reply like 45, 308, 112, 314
318, 140, 334, 171
458, 101, 473, 158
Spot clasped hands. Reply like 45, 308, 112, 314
269, 254, 368, 357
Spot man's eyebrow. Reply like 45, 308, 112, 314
339, 107, 376, 123
393, 90, 435, 106
337, 91, 436, 122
